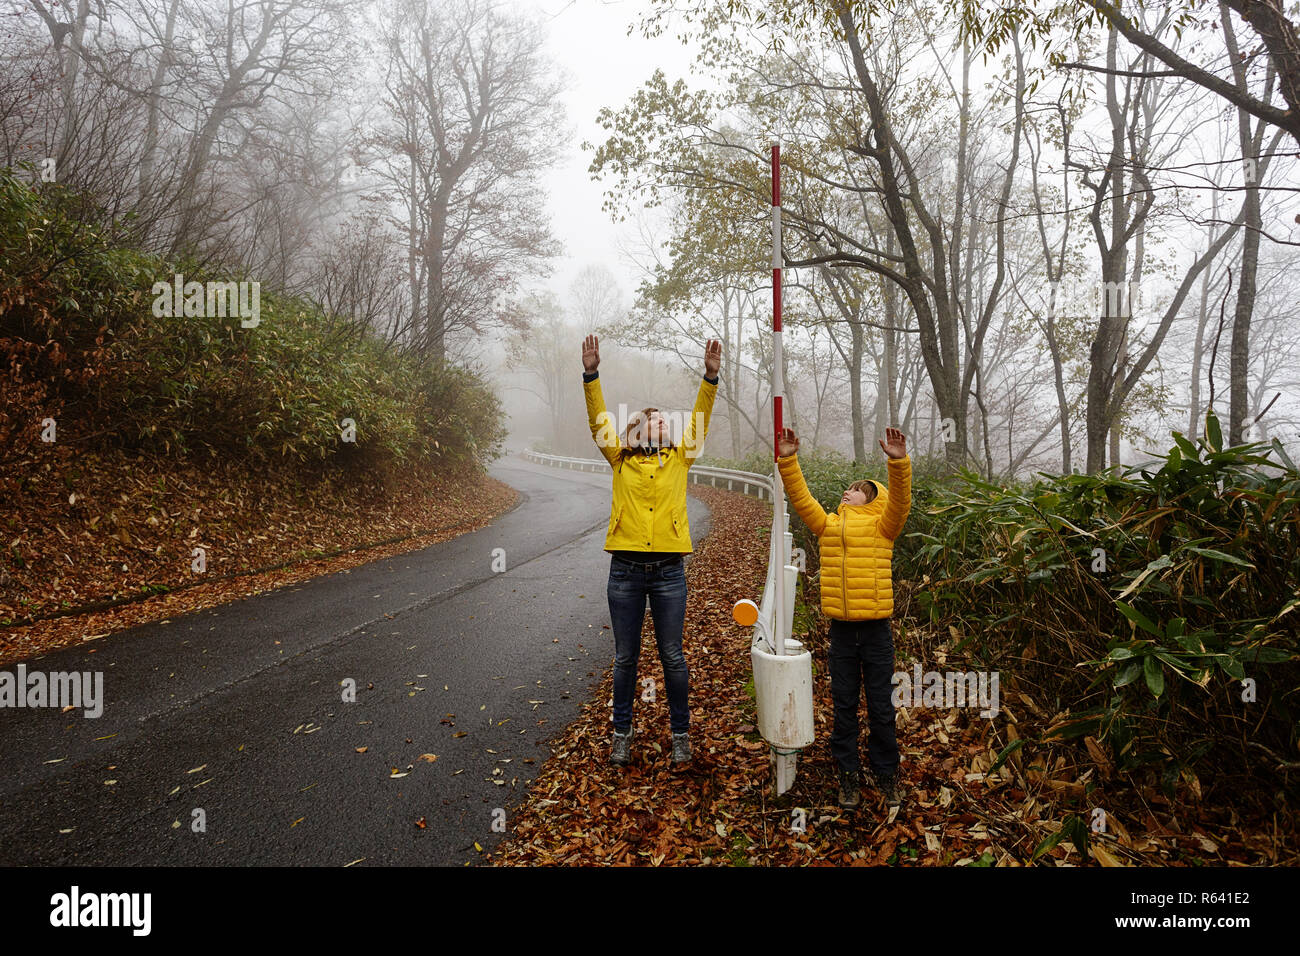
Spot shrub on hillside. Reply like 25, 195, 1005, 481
0, 168, 504, 470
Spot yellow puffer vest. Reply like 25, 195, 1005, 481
584, 372, 717, 552
777, 452, 912, 620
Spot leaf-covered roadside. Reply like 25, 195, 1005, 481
0, 447, 516, 666
490, 485, 1296, 866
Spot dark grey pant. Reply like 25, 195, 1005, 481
827, 617, 900, 778
607, 555, 689, 734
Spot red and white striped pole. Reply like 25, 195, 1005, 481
771, 143, 784, 462
771, 142, 786, 658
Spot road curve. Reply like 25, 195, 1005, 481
0, 454, 712, 866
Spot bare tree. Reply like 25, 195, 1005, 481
372, 0, 565, 364
309, 210, 411, 348
1076, 0, 1300, 147
1069, 11, 1287, 471
27, 0, 96, 161
504, 290, 576, 449
165, 0, 355, 258
570, 263, 625, 332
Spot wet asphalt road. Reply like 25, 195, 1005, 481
0, 453, 711, 866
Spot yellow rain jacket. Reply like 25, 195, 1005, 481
584, 371, 717, 553
777, 452, 912, 620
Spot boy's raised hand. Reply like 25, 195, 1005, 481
777, 426, 799, 458
704, 338, 722, 378
879, 426, 907, 459
582, 334, 600, 373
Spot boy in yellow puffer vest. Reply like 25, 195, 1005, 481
776, 425, 911, 811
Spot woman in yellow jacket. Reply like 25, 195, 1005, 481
582, 333, 720, 768
776, 425, 911, 810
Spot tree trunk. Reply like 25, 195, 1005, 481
1085, 28, 1134, 473
139, 0, 182, 210
836, 8, 969, 473
56, 0, 90, 163
850, 316, 867, 465
723, 289, 742, 458
1188, 195, 1220, 440
1222, 3, 1266, 446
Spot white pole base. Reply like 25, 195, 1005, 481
772, 748, 798, 796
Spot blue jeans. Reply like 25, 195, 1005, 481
606, 555, 690, 734
827, 617, 900, 778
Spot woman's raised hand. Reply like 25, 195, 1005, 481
582, 334, 600, 373
777, 426, 799, 458
704, 338, 722, 378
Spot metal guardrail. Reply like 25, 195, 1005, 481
520, 449, 776, 501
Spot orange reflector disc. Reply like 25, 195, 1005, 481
732, 599, 759, 627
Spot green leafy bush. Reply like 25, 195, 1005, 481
902, 409, 1299, 791
0, 168, 504, 470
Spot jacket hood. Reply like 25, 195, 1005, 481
836, 480, 888, 516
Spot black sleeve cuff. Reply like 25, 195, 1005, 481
583, 370, 598, 382
703, 373, 718, 385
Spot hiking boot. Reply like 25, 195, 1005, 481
671, 732, 692, 764
837, 768, 861, 809
873, 770, 901, 809
610, 728, 634, 766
